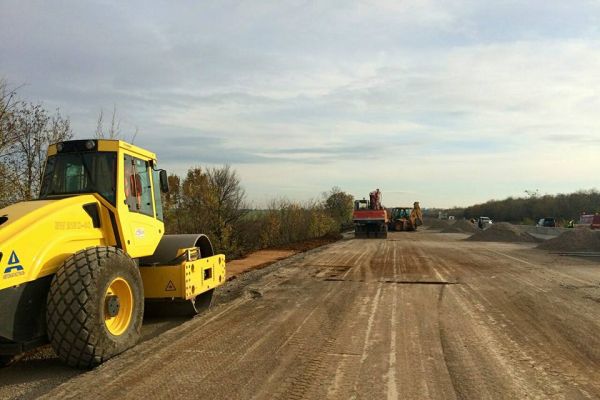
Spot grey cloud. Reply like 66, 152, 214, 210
3, 0, 600, 207
139, 134, 270, 165
544, 134, 600, 144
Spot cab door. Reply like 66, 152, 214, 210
123, 154, 163, 257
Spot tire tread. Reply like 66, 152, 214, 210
46, 247, 140, 368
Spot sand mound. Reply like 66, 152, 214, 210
426, 219, 452, 230
441, 219, 478, 234
466, 222, 540, 243
537, 228, 600, 252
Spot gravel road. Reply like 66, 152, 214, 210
1, 230, 599, 399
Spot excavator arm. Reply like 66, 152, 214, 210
409, 202, 423, 228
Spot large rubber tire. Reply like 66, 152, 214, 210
46, 247, 144, 369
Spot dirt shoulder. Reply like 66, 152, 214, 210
227, 250, 297, 278
227, 235, 341, 279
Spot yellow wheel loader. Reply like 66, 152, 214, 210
387, 202, 423, 231
0, 139, 225, 368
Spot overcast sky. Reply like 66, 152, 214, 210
2, 1, 600, 208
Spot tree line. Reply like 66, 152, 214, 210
163, 167, 353, 257
445, 189, 600, 226
0, 80, 354, 257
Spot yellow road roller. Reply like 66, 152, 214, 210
0, 139, 225, 368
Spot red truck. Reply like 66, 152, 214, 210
353, 189, 388, 238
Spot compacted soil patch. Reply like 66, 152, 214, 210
537, 228, 600, 252
466, 222, 540, 243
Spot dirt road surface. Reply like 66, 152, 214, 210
1, 230, 599, 399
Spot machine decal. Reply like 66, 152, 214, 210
165, 280, 176, 291
135, 228, 145, 238
55, 221, 93, 230
3, 250, 25, 279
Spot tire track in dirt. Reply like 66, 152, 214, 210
427, 240, 600, 399
385, 245, 399, 400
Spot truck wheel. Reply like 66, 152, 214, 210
0, 355, 14, 367
46, 247, 144, 369
380, 225, 388, 239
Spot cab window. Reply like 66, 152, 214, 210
152, 169, 164, 221
40, 152, 117, 205
124, 155, 153, 217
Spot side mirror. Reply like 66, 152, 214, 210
159, 170, 169, 193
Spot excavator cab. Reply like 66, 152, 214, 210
355, 199, 369, 210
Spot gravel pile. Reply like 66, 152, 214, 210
537, 228, 600, 252
466, 222, 540, 243
426, 219, 452, 230
441, 219, 478, 234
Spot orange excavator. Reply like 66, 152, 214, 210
353, 189, 388, 238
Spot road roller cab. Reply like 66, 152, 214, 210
0, 139, 226, 368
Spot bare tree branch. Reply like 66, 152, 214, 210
95, 104, 121, 139
108, 104, 120, 139
0, 98, 72, 206
95, 108, 104, 139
